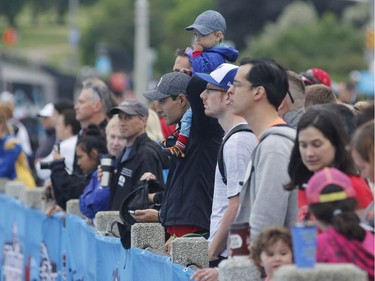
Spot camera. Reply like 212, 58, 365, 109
40, 158, 65, 170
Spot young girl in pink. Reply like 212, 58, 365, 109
306, 167, 374, 281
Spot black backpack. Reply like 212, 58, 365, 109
117, 179, 164, 249
217, 124, 253, 184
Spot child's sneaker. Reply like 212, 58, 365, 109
159, 139, 167, 149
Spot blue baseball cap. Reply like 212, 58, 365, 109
195, 63, 238, 90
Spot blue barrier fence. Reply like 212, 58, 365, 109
0, 194, 193, 281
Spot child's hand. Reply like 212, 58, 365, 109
193, 43, 204, 52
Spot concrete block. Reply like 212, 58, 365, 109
5, 181, 25, 199
0, 178, 9, 193
66, 199, 85, 218
131, 223, 165, 250
171, 237, 208, 268
95, 211, 121, 237
273, 263, 368, 281
22, 188, 44, 210
219, 257, 262, 281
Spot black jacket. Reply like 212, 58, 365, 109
50, 159, 91, 210
109, 133, 169, 210
159, 75, 223, 231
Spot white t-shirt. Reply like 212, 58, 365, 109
35, 135, 78, 181
59, 135, 78, 174
208, 125, 256, 257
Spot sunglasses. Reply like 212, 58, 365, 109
287, 91, 294, 104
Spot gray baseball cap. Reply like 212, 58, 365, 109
110, 100, 149, 117
143, 72, 191, 101
185, 10, 226, 36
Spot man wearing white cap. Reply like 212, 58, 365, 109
195, 64, 256, 268
35, 103, 56, 161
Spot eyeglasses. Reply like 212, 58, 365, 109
205, 87, 227, 94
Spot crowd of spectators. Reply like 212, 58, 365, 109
0, 9, 373, 281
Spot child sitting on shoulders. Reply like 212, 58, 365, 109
160, 10, 238, 158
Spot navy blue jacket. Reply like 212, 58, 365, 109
159, 75, 224, 231
190, 45, 239, 74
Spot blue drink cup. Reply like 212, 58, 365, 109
291, 223, 317, 268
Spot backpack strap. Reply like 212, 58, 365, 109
218, 124, 253, 185
248, 123, 295, 180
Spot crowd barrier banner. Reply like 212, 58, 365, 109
0, 194, 194, 281
0, 194, 64, 281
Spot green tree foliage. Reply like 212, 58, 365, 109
218, 0, 355, 50
242, 9, 366, 81
80, 0, 216, 77
0, 0, 26, 26
33, 0, 98, 25
29, 0, 53, 25
80, 0, 134, 71
153, 0, 216, 76
342, 2, 370, 28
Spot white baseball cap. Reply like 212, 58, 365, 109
38, 103, 54, 118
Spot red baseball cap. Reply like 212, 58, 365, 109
300, 68, 331, 87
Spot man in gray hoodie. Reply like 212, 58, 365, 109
228, 58, 297, 241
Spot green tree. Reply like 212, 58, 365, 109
153, 0, 216, 76
218, 0, 355, 50
0, 0, 26, 26
28, 0, 51, 25
242, 10, 366, 81
80, 0, 216, 77
80, 0, 135, 70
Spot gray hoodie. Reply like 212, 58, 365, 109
235, 125, 298, 241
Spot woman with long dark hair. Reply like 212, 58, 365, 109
285, 106, 373, 221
